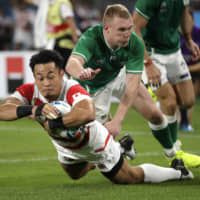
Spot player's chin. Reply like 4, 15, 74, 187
44, 93, 55, 99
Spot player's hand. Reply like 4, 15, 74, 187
79, 68, 101, 81
185, 39, 200, 61
104, 120, 121, 139
145, 63, 161, 89
33, 104, 60, 120
42, 120, 52, 134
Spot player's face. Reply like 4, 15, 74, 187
34, 62, 64, 102
105, 16, 133, 49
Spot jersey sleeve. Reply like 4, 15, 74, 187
135, 0, 158, 20
72, 31, 95, 62
125, 32, 144, 74
66, 84, 91, 107
10, 83, 34, 105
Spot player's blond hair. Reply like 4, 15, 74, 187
103, 4, 131, 24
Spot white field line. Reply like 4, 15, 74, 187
0, 157, 57, 163
0, 127, 200, 163
0, 153, 162, 164
122, 130, 200, 139
1, 126, 200, 138
1, 151, 200, 164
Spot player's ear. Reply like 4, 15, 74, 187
60, 69, 65, 77
104, 24, 108, 30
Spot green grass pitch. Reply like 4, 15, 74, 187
0, 99, 200, 200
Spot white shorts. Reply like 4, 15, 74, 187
142, 49, 191, 90
91, 67, 126, 124
51, 121, 121, 173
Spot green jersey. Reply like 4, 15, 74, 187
135, 0, 190, 54
72, 23, 144, 94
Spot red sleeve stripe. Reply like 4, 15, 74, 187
16, 83, 34, 104
66, 84, 89, 105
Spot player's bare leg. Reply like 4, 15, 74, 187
109, 158, 193, 184
173, 80, 195, 109
60, 162, 95, 180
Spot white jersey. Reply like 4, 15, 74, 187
11, 79, 92, 150
11, 79, 120, 172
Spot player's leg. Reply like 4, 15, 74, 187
155, 82, 177, 115
60, 162, 95, 180
173, 80, 195, 109
94, 127, 193, 184
173, 79, 195, 131
164, 50, 194, 140
154, 50, 200, 167
51, 139, 95, 180
155, 82, 178, 144
102, 157, 193, 184
133, 83, 176, 157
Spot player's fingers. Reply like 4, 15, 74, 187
46, 112, 58, 119
43, 104, 59, 117
94, 68, 101, 74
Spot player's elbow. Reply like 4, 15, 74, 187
85, 104, 96, 123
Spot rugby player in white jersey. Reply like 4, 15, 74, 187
0, 50, 193, 184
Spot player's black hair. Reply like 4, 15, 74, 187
29, 50, 64, 72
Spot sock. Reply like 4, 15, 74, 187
164, 114, 178, 143
179, 108, 188, 125
148, 115, 173, 149
140, 163, 181, 183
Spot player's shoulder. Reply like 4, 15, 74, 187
135, 0, 161, 16
64, 79, 88, 94
81, 23, 102, 40
65, 79, 79, 88
16, 83, 35, 93
136, 0, 161, 7
129, 31, 144, 49
11, 83, 35, 104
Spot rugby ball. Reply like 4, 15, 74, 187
50, 101, 80, 139
50, 101, 71, 116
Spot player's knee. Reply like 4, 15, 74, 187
162, 99, 177, 114
148, 108, 163, 125
179, 98, 195, 109
67, 172, 83, 180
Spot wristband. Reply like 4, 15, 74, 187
144, 58, 153, 67
16, 105, 33, 118
48, 117, 65, 129
35, 104, 46, 116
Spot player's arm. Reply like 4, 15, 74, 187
66, 55, 101, 81
43, 99, 95, 132
133, 11, 161, 87
60, 2, 80, 45
104, 73, 141, 138
65, 16, 80, 45
181, 7, 200, 61
189, 62, 200, 73
0, 97, 59, 122
0, 97, 27, 120
62, 99, 95, 127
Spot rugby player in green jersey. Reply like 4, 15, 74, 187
66, 4, 200, 167
133, 0, 200, 167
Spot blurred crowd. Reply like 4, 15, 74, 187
0, 0, 102, 50
0, 0, 200, 51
